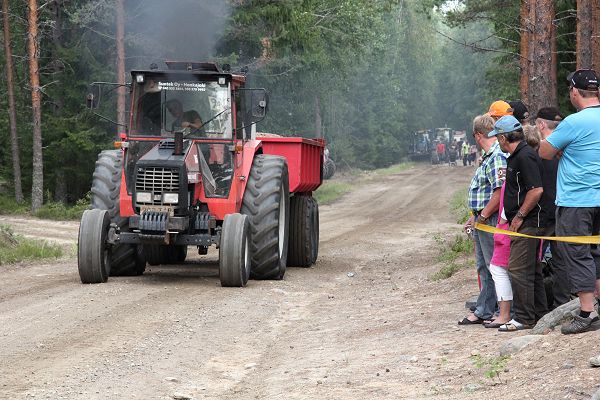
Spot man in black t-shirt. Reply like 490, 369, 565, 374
487, 115, 549, 331
535, 107, 568, 309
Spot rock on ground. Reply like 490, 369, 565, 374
499, 335, 542, 356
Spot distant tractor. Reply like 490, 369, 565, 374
78, 61, 323, 287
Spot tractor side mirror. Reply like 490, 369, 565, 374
250, 89, 268, 119
86, 84, 101, 109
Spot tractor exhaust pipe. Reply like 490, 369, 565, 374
174, 131, 184, 155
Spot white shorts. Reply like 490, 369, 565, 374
489, 263, 513, 301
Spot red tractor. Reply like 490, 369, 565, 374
78, 61, 323, 287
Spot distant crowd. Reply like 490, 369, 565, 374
458, 68, 600, 335
434, 138, 477, 166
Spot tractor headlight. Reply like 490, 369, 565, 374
136, 192, 152, 203
135, 73, 145, 83
162, 193, 179, 204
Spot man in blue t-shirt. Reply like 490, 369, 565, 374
539, 69, 600, 334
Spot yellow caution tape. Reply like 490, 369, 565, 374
474, 222, 600, 244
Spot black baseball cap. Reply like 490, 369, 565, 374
567, 69, 600, 90
535, 107, 563, 122
508, 100, 529, 122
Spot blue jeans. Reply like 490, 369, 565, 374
473, 213, 498, 319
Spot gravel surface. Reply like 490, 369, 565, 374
1, 164, 599, 399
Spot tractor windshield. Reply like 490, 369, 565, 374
130, 76, 232, 139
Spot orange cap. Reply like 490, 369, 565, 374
488, 100, 514, 117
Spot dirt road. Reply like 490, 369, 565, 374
1, 164, 599, 399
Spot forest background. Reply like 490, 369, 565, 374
0, 0, 593, 210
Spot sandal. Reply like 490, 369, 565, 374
497, 319, 532, 332
484, 321, 508, 329
458, 316, 485, 325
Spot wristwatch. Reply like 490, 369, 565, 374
479, 213, 488, 222
516, 210, 526, 219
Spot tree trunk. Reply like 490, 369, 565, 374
592, 0, 600, 71
519, 0, 531, 104
49, 0, 68, 203
529, 0, 557, 111
116, 0, 126, 134
2, 0, 24, 203
577, 0, 593, 69
314, 95, 322, 138
27, 0, 44, 212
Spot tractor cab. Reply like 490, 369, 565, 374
122, 62, 266, 202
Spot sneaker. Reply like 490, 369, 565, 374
561, 311, 599, 334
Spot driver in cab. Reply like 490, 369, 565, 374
166, 99, 205, 134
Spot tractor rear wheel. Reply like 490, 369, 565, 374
241, 155, 290, 280
78, 209, 111, 283
219, 213, 251, 287
167, 245, 187, 263
287, 195, 319, 267
143, 245, 166, 266
91, 150, 146, 276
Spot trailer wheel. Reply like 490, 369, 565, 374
308, 196, 319, 264
78, 209, 111, 283
219, 213, 251, 287
91, 150, 146, 276
323, 158, 336, 180
287, 195, 319, 267
241, 155, 289, 280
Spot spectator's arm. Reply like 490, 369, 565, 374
539, 139, 559, 160
480, 188, 501, 218
508, 187, 543, 232
519, 187, 543, 216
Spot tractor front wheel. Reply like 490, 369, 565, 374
219, 213, 251, 287
91, 150, 146, 276
78, 209, 111, 284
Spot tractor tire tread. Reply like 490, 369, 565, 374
241, 155, 289, 280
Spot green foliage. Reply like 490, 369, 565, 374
0, 0, 505, 206
424, 0, 577, 116
0, 225, 63, 265
431, 234, 474, 280
470, 354, 511, 382
34, 195, 90, 220
0, 195, 30, 215
450, 188, 470, 224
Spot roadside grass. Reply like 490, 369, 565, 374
470, 354, 511, 383
0, 195, 30, 215
450, 187, 470, 224
314, 162, 414, 205
369, 162, 414, 177
34, 197, 90, 220
430, 233, 474, 281
0, 194, 90, 221
0, 224, 63, 265
313, 182, 354, 205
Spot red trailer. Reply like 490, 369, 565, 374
78, 62, 323, 287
